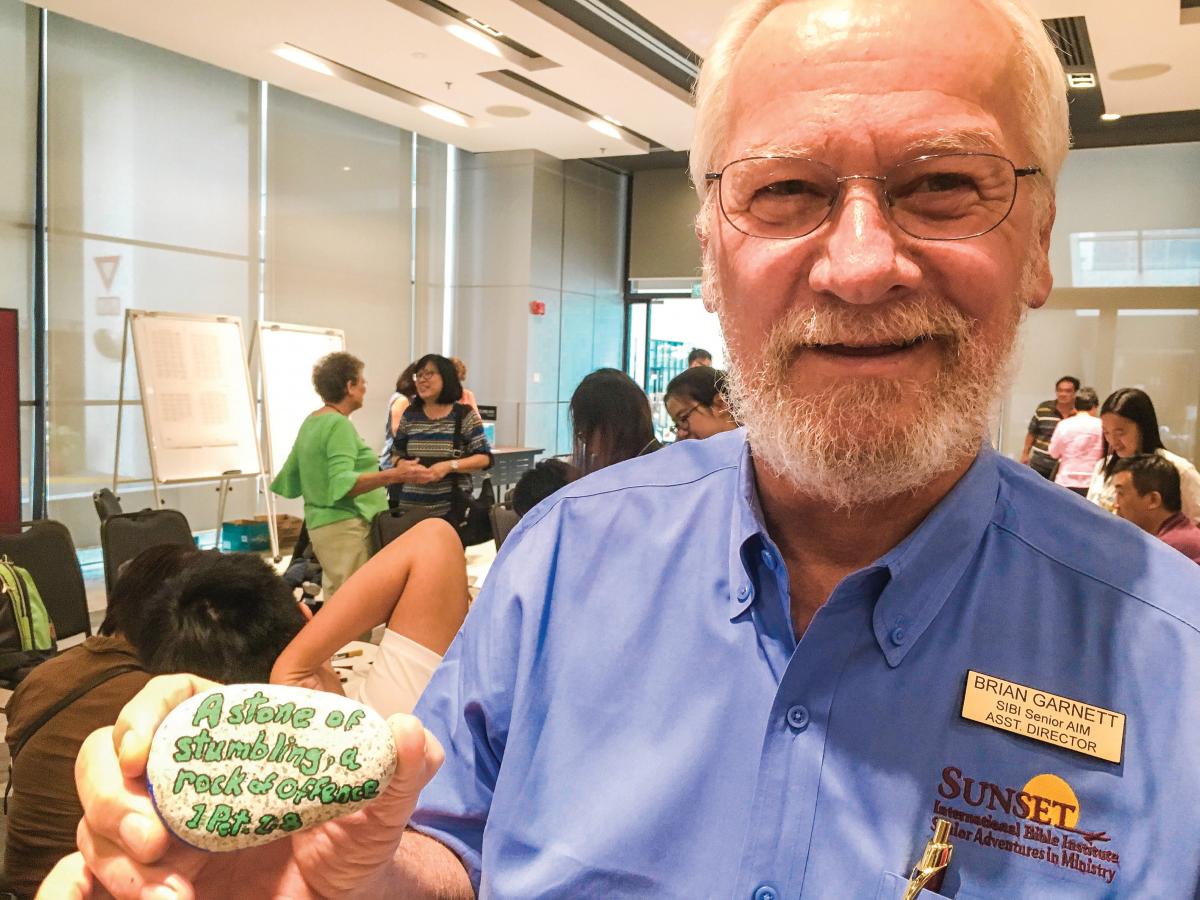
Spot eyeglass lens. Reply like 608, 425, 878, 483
716, 153, 1023, 241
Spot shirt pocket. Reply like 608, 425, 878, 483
876, 871, 953, 899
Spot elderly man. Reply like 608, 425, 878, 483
51, 0, 1200, 897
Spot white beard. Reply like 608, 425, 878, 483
710, 259, 1028, 508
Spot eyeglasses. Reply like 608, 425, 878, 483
670, 403, 702, 435
705, 152, 1041, 242
414, 369, 440, 382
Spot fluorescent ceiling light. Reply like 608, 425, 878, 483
588, 118, 621, 140
446, 22, 502, 57
273, 44, 334, 76
420, 103, 469, 127
1100, 112, 1122, 122
466, 17, 503, 38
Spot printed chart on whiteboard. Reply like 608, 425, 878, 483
130, 312, 261, 484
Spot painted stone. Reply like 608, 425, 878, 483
146, 683, 396, 851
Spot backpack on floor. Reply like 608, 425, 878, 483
0, 555, 58, 684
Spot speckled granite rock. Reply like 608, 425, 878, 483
146, 683, 396, 851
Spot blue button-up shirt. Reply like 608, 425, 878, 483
411, 429, 1200, 898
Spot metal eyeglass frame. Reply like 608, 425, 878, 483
704, 152, 1042, 241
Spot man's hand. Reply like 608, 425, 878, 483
1019, 452, 1030, 465
60, 674, 444, 899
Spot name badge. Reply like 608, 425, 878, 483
961, 671, 1125, 764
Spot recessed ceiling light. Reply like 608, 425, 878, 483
420, 103, 469, 127
446, 22, 502, 57
1109, 63, 1171, 81
1100, 113, 1122, 122
587, 118, 621, 140
342, 165, 352, 171
273, 44, 334, 76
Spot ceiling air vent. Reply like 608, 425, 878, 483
1042, 16, 1099, 91
385, 0, 559, 71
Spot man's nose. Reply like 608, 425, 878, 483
806, 183, 921, 304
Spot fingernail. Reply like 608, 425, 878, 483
119, 813, 154, 853
141, 885, 178, 900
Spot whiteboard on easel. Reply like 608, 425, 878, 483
256, 322, 346, 475
129, 310, 262, 484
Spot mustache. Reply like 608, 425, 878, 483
763, 295, 974, 358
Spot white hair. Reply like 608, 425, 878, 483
690, 0, 1071, 212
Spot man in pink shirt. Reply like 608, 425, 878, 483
1047, 386, 1103, 496
1112, 454, 1200, 564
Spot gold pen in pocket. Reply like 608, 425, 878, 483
903, 818, 953, 900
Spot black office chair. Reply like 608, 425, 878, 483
0, 519, 92, 644
489, 504, 521, 552
92, 488, 124, 524
100, 509, 195, 595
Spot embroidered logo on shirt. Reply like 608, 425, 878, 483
933, 766, 1120, 886
961, 670, 1125, 763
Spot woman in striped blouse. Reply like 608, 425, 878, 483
389, 353, 492, 517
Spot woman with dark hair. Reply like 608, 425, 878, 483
3, 543, 201, 898
570, 368, 661, 475
389, 353, 492, 518
664, 366, 738, 441
1087, 387, 1200, 520
380, 362, 417, 468
273, 351, 425, 599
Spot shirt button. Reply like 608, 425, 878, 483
890, 625, 907, 646
786, 705, 810, 731
736, 584, 752, 602
760, 548, 777, 570
752, 885, 779, 900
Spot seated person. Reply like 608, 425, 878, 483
511, 458, 575, 517
3, 545, 198, 898
1112, 454, 1200, 564
271, 518, 469, 719
664, 366, 738, 441
3, 548, 303, 899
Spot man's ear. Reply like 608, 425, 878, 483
696, 209, 721, 314
1146, 490, 1164, 511
1027, 196, 1056, 310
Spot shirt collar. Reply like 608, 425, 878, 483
727, 433, 770, 621
725, 437, 1001, 663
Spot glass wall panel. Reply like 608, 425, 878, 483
1112, 310, 1199, 461
998, 309, 1101, 459
0, 0, 37, 516
46, 14, 257, 547
265, 86, 413, 454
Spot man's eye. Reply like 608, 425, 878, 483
899, 172, 978, 195
757, 179, 824, 198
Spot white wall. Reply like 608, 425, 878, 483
1049, 142, 1200, 286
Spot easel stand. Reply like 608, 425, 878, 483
112, 310, 280, 561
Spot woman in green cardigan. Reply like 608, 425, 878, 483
272, 352, 431, 599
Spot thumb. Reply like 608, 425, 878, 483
360, 715, 444, 828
